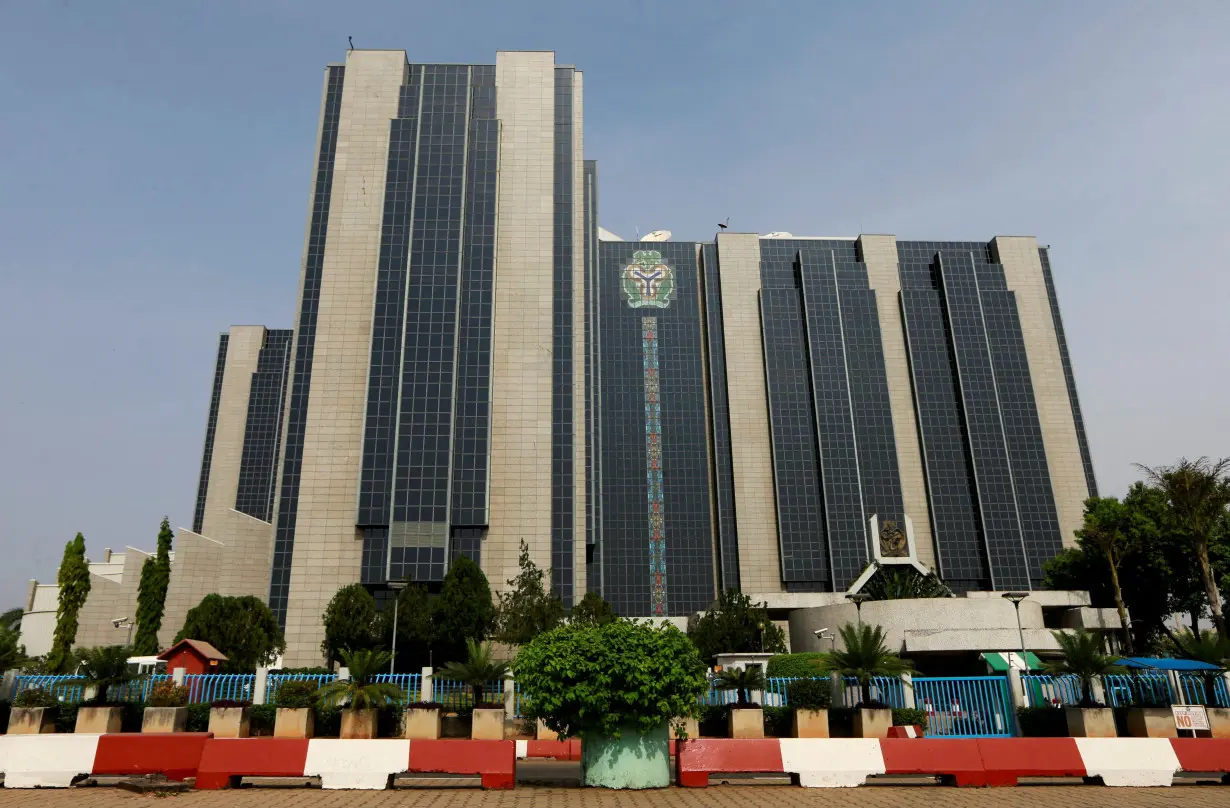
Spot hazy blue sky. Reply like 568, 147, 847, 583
1, 2, 1227, 608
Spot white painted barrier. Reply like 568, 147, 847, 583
0, 734, 101, 788
779, 738, 886, 787
1073, 738, 1180, 787
303, 739, 410, 789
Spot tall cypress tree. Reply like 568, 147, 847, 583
47, 533, 91, 672
133, 517, 174, 655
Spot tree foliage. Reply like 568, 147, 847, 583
0, 623, 28, 672
494, 541, 564, 645
77, 645, 137, 704
439, 638, 509, 706
569, 592, 616, 627
133, 517, 174, 655
430, 556, 493, 665
1, 607, 24, 632
687, 589, 786, 663
48, 533, 91, 673
1075, 496, 1154, 654
515, 620, 708, 740
321, 583, 379, 666
714, 666, 766, 706
1139, 457, 1230, 639
176, 594, 285, 672
862, 566, 952, 600
318, 648, 404, 709
376, 583, 432, 672
817, 623, 914, 706
1047, 629, 1123, 707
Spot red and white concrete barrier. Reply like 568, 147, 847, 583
676, 737, 1230, 788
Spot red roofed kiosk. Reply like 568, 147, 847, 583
157, 639, 229, 676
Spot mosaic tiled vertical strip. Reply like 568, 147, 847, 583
642, 315, 667, 615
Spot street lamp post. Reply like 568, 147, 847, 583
846, 593, 871, 629
1002, 592, 1030, 668
388, 581, 408, 675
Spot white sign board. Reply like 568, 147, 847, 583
1173, 705, 1210, 731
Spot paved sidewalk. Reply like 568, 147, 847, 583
13, 787, 1230, 808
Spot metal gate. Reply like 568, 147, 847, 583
914, 676, 1014, 737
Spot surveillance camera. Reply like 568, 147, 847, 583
112, 617, 128, 628
813, 627, 830, 637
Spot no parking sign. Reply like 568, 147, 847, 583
1172, 705, 1210, 731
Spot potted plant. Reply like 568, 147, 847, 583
440, 639, 509, 740
1048, 629, 1123, 738
318, 648, 404, 739
714, 666, 766, 738
817, 624, 913, 738
405, 699, 444, 740
787, 677, 831, 738
516, 620, 707, 789
208, 700, 253, 738
9, 687, 58, 734
273, 680, 318, 739
143, 681, 189, 733
75, 645, 138, 733
1171, 629, 1230, 737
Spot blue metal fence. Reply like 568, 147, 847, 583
372, 673, 422, 703
914, 676, 1013, 738
184, 673, 255, 704
1021, 673, 1081, 707
837, 676, 906, 709
109, 674, 171, 703
1178, 673, 1230, 707
434, 677, 503, 710
13, 675, 85, 703
266, 672, 336, 705
1105, 673, 1174, 707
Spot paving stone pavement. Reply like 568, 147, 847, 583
11, 787, 1230, 808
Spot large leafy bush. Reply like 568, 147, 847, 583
515, 620, 707, 739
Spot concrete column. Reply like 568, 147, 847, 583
421, 666, 434, 703
281, 49, 408, 666
0, 670, 16, 701
990, 237, 1091, 547
900, 672, 916, 710
172, 667, 186, 686
570, 70, 588, 599
1168, 670, 1185, 705
487, 51, 560, 589
1007, 667, 1026, 736
504, 674, 515, 721
338, 667, 350, 682
829, 672, 844, 708
253, 667, 269, 705
1091, 675, 1107, 706
715, 233, 781, 592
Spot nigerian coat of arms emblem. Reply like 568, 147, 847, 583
621, 250, 675, 309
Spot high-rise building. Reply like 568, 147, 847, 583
177, 49, 1096, 665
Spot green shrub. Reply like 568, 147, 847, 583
120, 703, 146, 733
275, 680, 320, 709
148, 682, 188, 707
186, 703, 211, 732
55, 703, 79, 733
827, 707, 855, 737
892, 708, 928, 732
13, 688, 58, 709
763, 706, 791, 737
250, 704, 276, 735
314, 704, 342, 737
786, 677, 831, 710
378, 705, 404, 738
515, 620, 707, 740
767, 653, 826, 679
1017, 706, 1067, 737
698, 704, 729, 738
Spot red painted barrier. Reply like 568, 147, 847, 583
525, 739, 582, 760
881, 738, 987, 786
1170, 738, 1230, 776
409, 739, 515, 789
976, 738, 1086, 786
675, 738, 785, 787
195, 738, 311, 789
93, 733, 212, 782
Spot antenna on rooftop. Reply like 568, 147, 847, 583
348, 36, 354, 51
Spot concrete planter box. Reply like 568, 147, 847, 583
76, 706, 123, 734
1065, 707, 1116, 738
672, 717, 699, 740
405, 707, 442, 739
142, 706, 187, 734
209, 706, 252, 738
854, 708, 892, 739
581, 722, 669, 789
728, 707, 764, 739
792, 708, 830, 738
8, 707, 56, 734
1208, 708, 1230, 739
274, 708, 315, 739
340, 708, 378, 739
471, 707, 505, 740
1125, 707, 1177, 738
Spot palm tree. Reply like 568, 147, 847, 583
318, 648, 404, 709
77, 645, 137, 704
1076, 497, 1146, 654
1048, 630, 1124, 707
1138, 457, 1230, 640
1171, 629, 1230, 705
818, 623, 913, 706
862, 567, 952, 600
439, 639, 509, 707
714, 666, 766, 707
